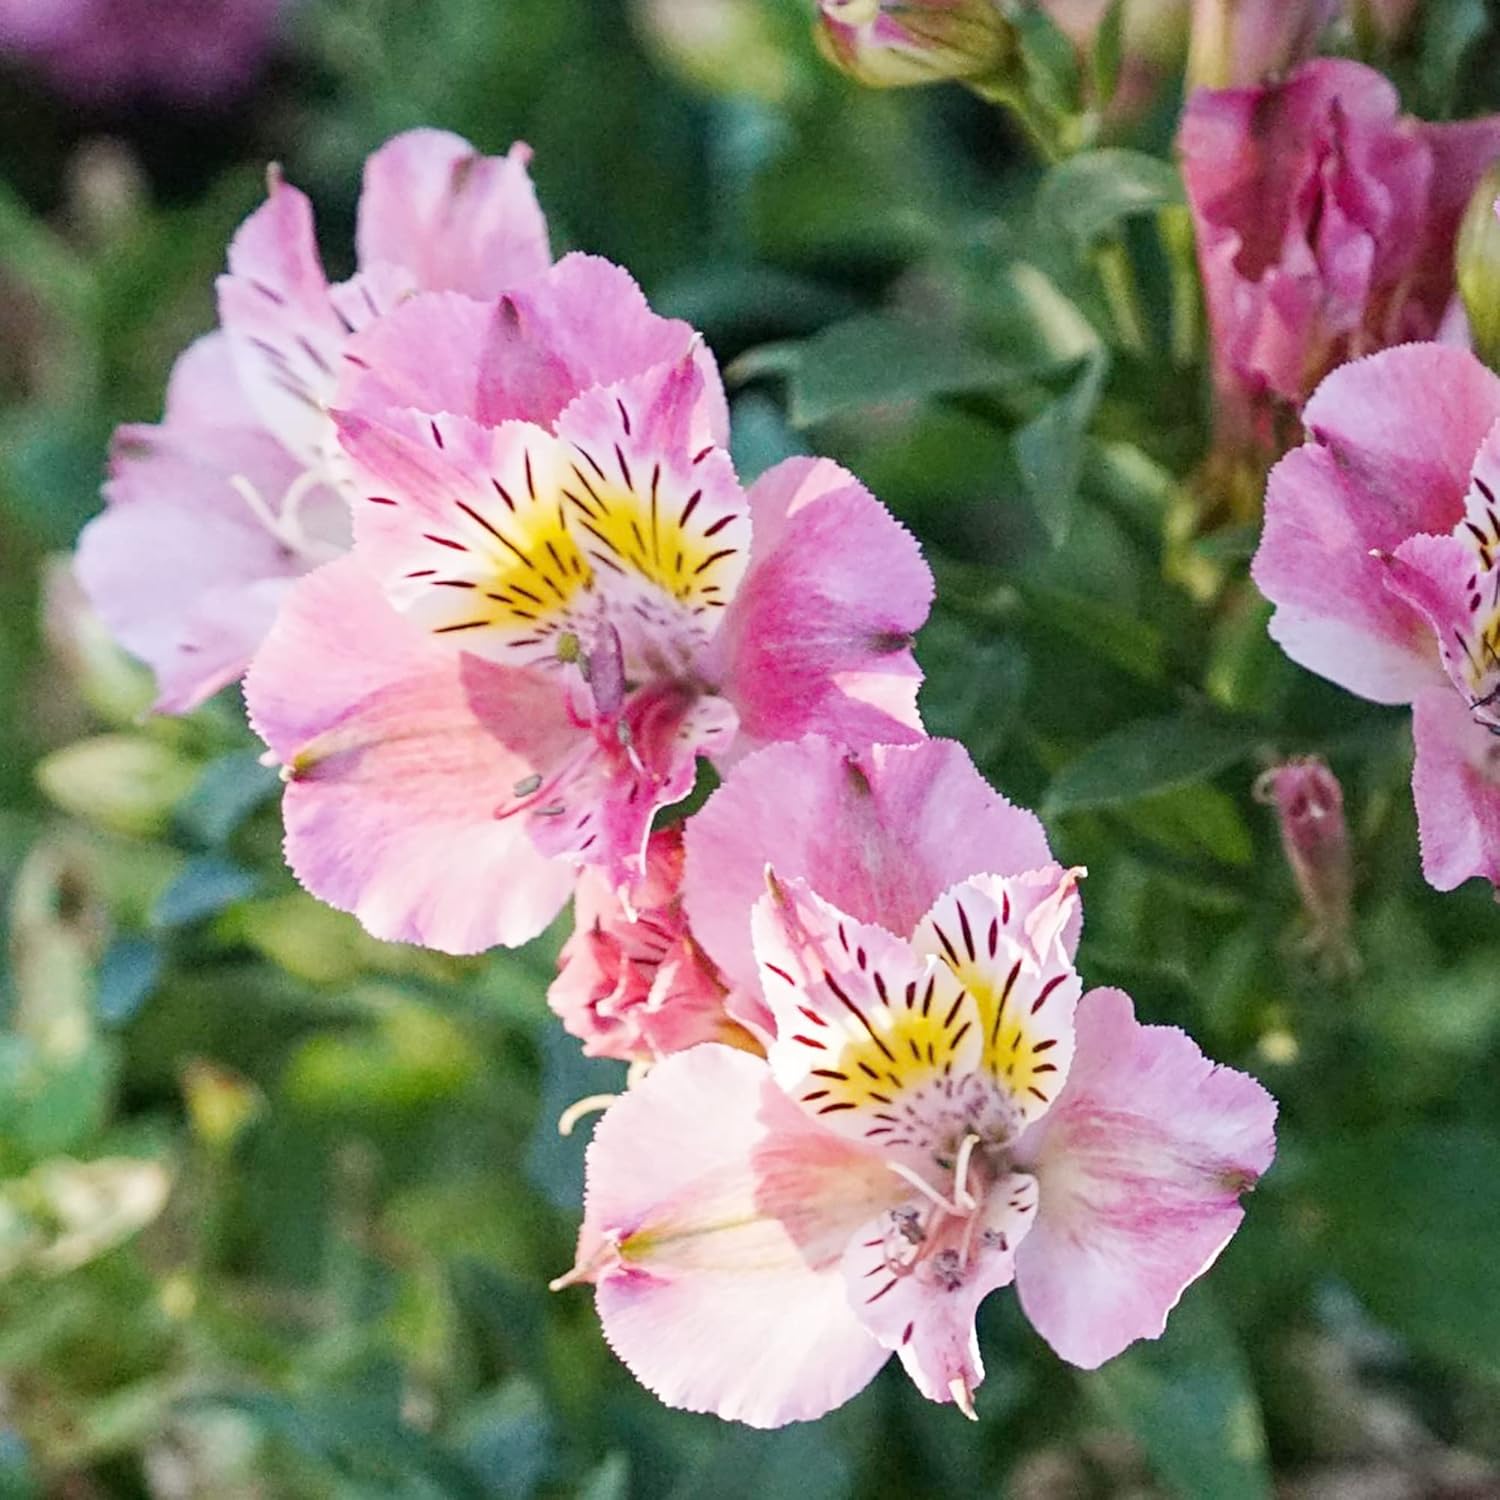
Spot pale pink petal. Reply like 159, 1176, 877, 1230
355, 131, 550, 298
707, 457, 932, 757
1411, 686, 1500, 891
842, 1174, 1039, 1410
577, 1045, 891, 1427
684, 737, 1056, 997
75, 334, 341, 712
1254, 344, 1500, 703
243, 557, 576, 953
216, 173, 346, 465
753, 875, 980, 1169
336, 254, 728, 440
1012, 988, 1276, 1370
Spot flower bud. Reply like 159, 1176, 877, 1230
1186, 0, 1337, 90
1254, 757, 1356, 971
1457, 165, 1500, 373
815, 0, 1015, 89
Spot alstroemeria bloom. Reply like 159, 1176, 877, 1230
1181, 60, 1500, 474
1252, 342, 1500, 891
243, 302, 931, 954
814, 0, 1015, 89
549, 828, 756, 1063
74, 129, 550, 711
0, 0, 289, 103
562, 861, 1275, 1426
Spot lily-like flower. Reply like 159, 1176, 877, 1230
74, 129, 550, 712
243, 304, 931, 954
814, 0, 1014, 89
0, 0, 290, 103
559, 796, 1275, 1424
1181, 59, 1500, 478
1253, 342, 1500, 891
549, 827, 757, 1063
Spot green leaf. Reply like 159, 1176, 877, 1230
1013, 352, 1108, 545
1014, 5, 1081, 119
1082, 1284, 1271, 1500
1310, 1125, 1500, 1382
1044, 712, 1253, 814
149, 855, 258, 929
1018, 581, 1167, 684
1416, 0, 1488, 117
1037, 149, 1185, 251
1091, 0, 1126, 108
524, 1027, 626, 1210
667, 1423, 853, 1500
918, 617, 1029, 767
452, 1378, 554, 1499
94, 937, 162, 1027
579, 1454, 630, 1500
733, 315, 1021, 428
174, 750, 281, 847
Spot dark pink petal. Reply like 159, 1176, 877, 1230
243, 557, 576, 953
1411, 686, 1500, 891
1013, 989, 1276, 1370
684, 737, 1055, 1000
707, 458, 931, 756
355, 130, 550, 299
336, 254, 728, 439
576, 1045, 892, 1427
1253, 344, 1500, 702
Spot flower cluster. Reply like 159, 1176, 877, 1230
74, 129, 1276, 1424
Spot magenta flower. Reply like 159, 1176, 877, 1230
549, 828, 756, 1064
558, 740, 1275, 1425
0, 0, 289, 104
243, 299, 931, 954
74, 130, 550, 712
1181, 59, 1500, 470
1252, 342, 1500, 891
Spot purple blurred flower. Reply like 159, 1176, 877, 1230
0, 0, 291, 104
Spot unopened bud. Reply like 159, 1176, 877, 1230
35, 734, 198, 838
815, 0, 1015, 89
1254, 757, 1356, 972
1457, 165, 1500, 373
1186, 0, 1336, 90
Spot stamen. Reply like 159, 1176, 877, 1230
948, 1375, 978, 1421
952, 1132, 981, 1213
557, 1093, 620, 1136
887, 1160, 961, 1216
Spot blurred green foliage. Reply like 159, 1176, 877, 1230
3, 0, 1500, 1495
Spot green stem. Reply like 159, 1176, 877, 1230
1159, 203, 1202, 368
1093, 235, 1150, 356
973, 80, 1062, 164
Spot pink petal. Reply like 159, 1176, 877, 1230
577, 1045, 891, 1427
243, 557, 576, 953
336, 253, 728, 440
683, 736, 1056, 998
1012, 988, 1276, 1370
912, 871, 1083, 1126
842, 1174, 1039, 1411
1254, 344, 1500, 703
707, 457, 932, 756
1380, 532, 1486, 702
1411, 686, 1500, 891
75, 334, 341, 712
216, 172, 346, 465
355, 130, 550, 299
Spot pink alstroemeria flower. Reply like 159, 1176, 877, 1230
549, 827, 757, 1064
1181, 59, 1500, 472
75, 129, 550, 712
559, 744, 1275, 1425
1253, 341, 1500, 891
0, 0, 289, 104
243, 304, 931, 954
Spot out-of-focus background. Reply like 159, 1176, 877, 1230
4, 1, 1500, 1495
